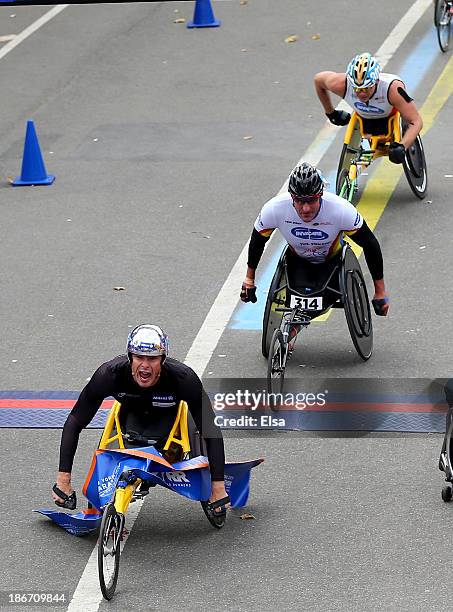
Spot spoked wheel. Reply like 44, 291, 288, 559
200, 501, 226, 529
267, 329, 286, 411
98, 503, 123, 600
340, 246, 373, 361
435, 0, 452, 51
400, 117, 428, 199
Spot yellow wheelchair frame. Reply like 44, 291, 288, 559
336, 109, 427, 201
97, 399, 191, 515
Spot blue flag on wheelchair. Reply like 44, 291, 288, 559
34, 447, 263, 535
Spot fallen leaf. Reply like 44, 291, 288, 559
243, 135, 253, 140
240, 512, 255, 520
241, 48, 248, 52
240, 0, 248, 5
311, 33, 321, 40
284, 35, 299, 43
113, 286, 126, 291
424, 200, 432, 204
174, 18, 185, 23
0, 35, 15, 42
444, 174, 453, 178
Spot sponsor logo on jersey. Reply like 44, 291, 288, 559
354, 101, 386, 115
291, 227, 329, 240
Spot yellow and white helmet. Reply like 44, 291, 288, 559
346, 52, 381, 89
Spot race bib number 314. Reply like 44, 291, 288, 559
289, 295, 323, 311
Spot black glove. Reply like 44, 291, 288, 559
52, 484, 77, 510
388, 142, 406, 164
240, 284, 257, 303
372, 297, 389, 316
326, 109, 351, 126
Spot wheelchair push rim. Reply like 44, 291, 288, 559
267, 329, 286, 411
98, 503, 123, 600
340, 246, 373, 361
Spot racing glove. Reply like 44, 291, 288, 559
388, 142, 406, 164
326, 110, 351, 126
240, 283, 257, 303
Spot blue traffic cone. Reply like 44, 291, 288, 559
12, 120, 55, 186
187, 0, 220, 28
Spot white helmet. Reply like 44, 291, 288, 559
127, 324, 169, 362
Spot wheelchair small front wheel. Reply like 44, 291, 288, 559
98, 503, 123, 600
267, 329, 286, 410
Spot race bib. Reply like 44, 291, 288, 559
289, 295, 323, 311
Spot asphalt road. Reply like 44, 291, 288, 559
0, 1, 452, 610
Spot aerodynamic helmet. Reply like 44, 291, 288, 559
346, 52, 381, 89
127, 324, 169, 363
288, 162, 324, 198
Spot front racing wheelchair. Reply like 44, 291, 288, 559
263, 244, 373, 408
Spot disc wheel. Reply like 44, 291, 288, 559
98, 503, 123, 600
400, 117, 428, 200
267, 329, 286, 411
340, 247, 373, 361
435, 0, 452, 51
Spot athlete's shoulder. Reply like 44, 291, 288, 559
262, 192, 291, 210
94, 354, 129, 379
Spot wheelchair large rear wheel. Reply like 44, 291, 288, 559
401, 121, 428, 199
262, 249, 287, 358
435, 0, 452, 51
335, 123, 362, 195
98, 503, 123, 600
267, 329, 286, 410
340, 247, 373, 361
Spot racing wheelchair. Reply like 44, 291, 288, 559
34, 401, 262, 600
262, 244, 373, 407
336, 110, 428, 202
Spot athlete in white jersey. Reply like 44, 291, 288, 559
240, 163, 389, 316
314, 52, 423, 164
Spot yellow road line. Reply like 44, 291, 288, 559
316, 53, 453, 322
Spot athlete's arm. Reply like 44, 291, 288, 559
314, 71, 347, 114
348, 221, 389, 315
241, 205, 276, 302
54, 367, 112, 502
388, 80, 423, 148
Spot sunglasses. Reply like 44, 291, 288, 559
354, 85, 375, 94
291, 194, 321, 204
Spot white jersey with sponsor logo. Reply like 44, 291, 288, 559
343, 72, 400, 118
254, 191, 363, 263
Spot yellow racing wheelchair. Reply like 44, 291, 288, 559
336, 110, 427, 202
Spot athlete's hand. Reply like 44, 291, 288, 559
326, 110, 351, 126
388, 142, 406, 164
372, 296, 390, 316
240, 281, 257, 303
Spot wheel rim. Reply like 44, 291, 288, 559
98, 505, 122, 599
267, 330, 285, 409
437, 1, 451, 50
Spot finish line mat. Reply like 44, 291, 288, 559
0, 379, 449, 433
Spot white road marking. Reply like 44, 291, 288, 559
184, 0, 433, 377
0, 5, 68, 62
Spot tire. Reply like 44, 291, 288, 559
267, 329, 286, 411
335, 122, 362, 195
98, 503, 123, 600
400, 119, 428, 200
435, 0, 452, 51
200, 501, 226, 529
262, 248, 287, 358
442, 484, 453, 502
444, 418, 453, 480
340, 246, 373, 361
